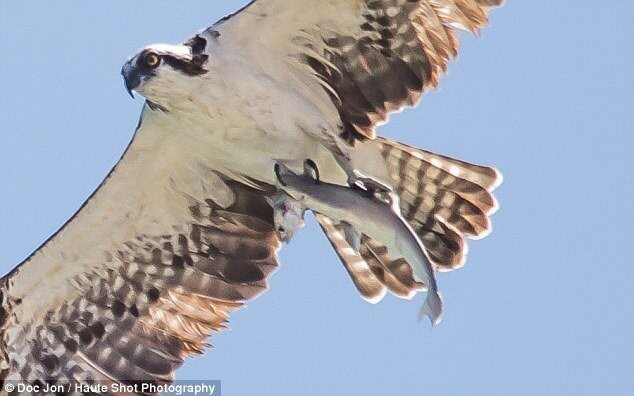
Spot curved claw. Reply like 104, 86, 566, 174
274, 163, 288, 186
303, 159, 320, 184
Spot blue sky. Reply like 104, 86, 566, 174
0, 2, 632, 395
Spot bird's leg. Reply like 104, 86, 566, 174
333, 153, 399, 210
325, 133, 393, 197
334, 153, 393, 194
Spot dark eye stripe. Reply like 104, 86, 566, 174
162, 54, 208, 76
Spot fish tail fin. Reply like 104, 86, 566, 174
419, 290, 443, 326
371, 137, 502, 270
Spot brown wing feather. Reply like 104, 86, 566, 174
0, 182, 279, 387
359, 235, 425, 299
315, 214, 387, 302
301, 0, 504, 141
315, 214, 424, 303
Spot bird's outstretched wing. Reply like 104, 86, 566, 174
216, 0, 503, 142
0, 107, 280, 386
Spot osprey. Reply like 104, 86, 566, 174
0, 0, 503, 389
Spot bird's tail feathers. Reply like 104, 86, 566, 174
375, 136, 501, 270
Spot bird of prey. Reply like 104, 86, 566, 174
0, 0, 503, 389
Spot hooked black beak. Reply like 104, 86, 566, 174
121, 63, 140, 98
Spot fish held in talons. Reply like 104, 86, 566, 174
274, 160, 443, 326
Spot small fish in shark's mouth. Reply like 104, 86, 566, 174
272, 160, 443, 325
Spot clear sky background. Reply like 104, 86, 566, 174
0, 2, 632, 395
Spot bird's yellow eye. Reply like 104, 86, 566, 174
144, 52, 160, 68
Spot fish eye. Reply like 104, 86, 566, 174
143, 52, 160, 68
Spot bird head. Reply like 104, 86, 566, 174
121, 36, 209, 111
